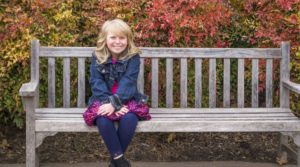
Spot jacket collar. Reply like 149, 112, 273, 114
104, 55, 127, 65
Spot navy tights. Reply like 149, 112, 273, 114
96, 112, 138, 158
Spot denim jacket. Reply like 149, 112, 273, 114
88, 51, 148, 110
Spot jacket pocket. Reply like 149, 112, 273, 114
97, 64, 110, 74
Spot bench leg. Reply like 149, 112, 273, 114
278, 133, 289, 161
286, 133, 300, 167
297, 147, 300, 167
23, 96, 39, 167
26, 108, 39, 167
294, 134, 300, 167
26, 132, 39, 167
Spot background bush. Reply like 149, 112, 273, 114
0, 0, 299, 128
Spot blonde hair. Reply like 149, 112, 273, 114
95, 19, 140, 64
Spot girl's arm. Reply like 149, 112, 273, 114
114, 54, 140, 104
89, 53, 112, 104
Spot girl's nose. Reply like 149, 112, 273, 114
114, 38, 120, 43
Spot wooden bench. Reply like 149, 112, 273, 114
19, 40, 300, 167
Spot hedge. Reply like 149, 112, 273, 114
0, 0, 299, 128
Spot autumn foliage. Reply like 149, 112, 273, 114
135, 0, 232, 47
0, 0, 299, 128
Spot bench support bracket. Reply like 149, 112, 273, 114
280, 132, 300, 167
36, 132, 58, 148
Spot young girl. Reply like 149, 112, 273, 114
83, 19, 151, 167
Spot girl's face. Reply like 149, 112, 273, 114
106, 32, 128, 57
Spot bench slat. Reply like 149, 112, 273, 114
36, 117, 299, 122
36, 113, 296, 118
151, 58, 159, 107
35, 119, 300, 132
166, 58, 173, 107
238, 59, 244, 107
180, 58, 187, 107
195, 58, 202, 107
142, 48, 281, 59
40, 47, 94, 57
252, 59, 259, 107
35, 108, 292, 114
40, 47, 281, 59
63, 58, 70, 108
136, 120, 300, 132
48, 58, 55, 107
209, 59, 216, 108
266, 59, 273, 107
223, 59, 230, 107
140, 117, 299, 121
137, 58, 144, 94
77, 58, 86, 107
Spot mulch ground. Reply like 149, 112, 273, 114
0, 124, 294, 164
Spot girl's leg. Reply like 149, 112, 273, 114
95, 116, 123, 158
117, 112, 139, 152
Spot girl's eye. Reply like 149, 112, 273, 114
108, 35, 126, 40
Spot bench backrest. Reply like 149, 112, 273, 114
30, 40, 290, 108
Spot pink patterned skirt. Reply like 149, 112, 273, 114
83, 100, 151, 126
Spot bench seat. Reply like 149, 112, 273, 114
35, 108, 300, 132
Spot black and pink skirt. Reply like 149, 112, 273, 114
83, 100, 151, 126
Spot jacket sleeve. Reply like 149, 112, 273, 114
89, 53, 112, 103
115, 54, 140, 104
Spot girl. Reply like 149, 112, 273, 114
83, 19, 151, 167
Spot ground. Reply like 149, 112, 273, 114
0, 125, 294, 164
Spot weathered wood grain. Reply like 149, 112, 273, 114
280, 42, 290, 108
166, 58, 173, 108
77, 58, 85, 107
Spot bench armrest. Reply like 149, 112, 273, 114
19, 81, 39, 97
283, 80, 300, 94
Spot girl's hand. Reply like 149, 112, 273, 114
116, 105, 129, 117
98, 103, 115, 116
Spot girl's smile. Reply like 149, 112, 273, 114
106, 32, 128, 57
